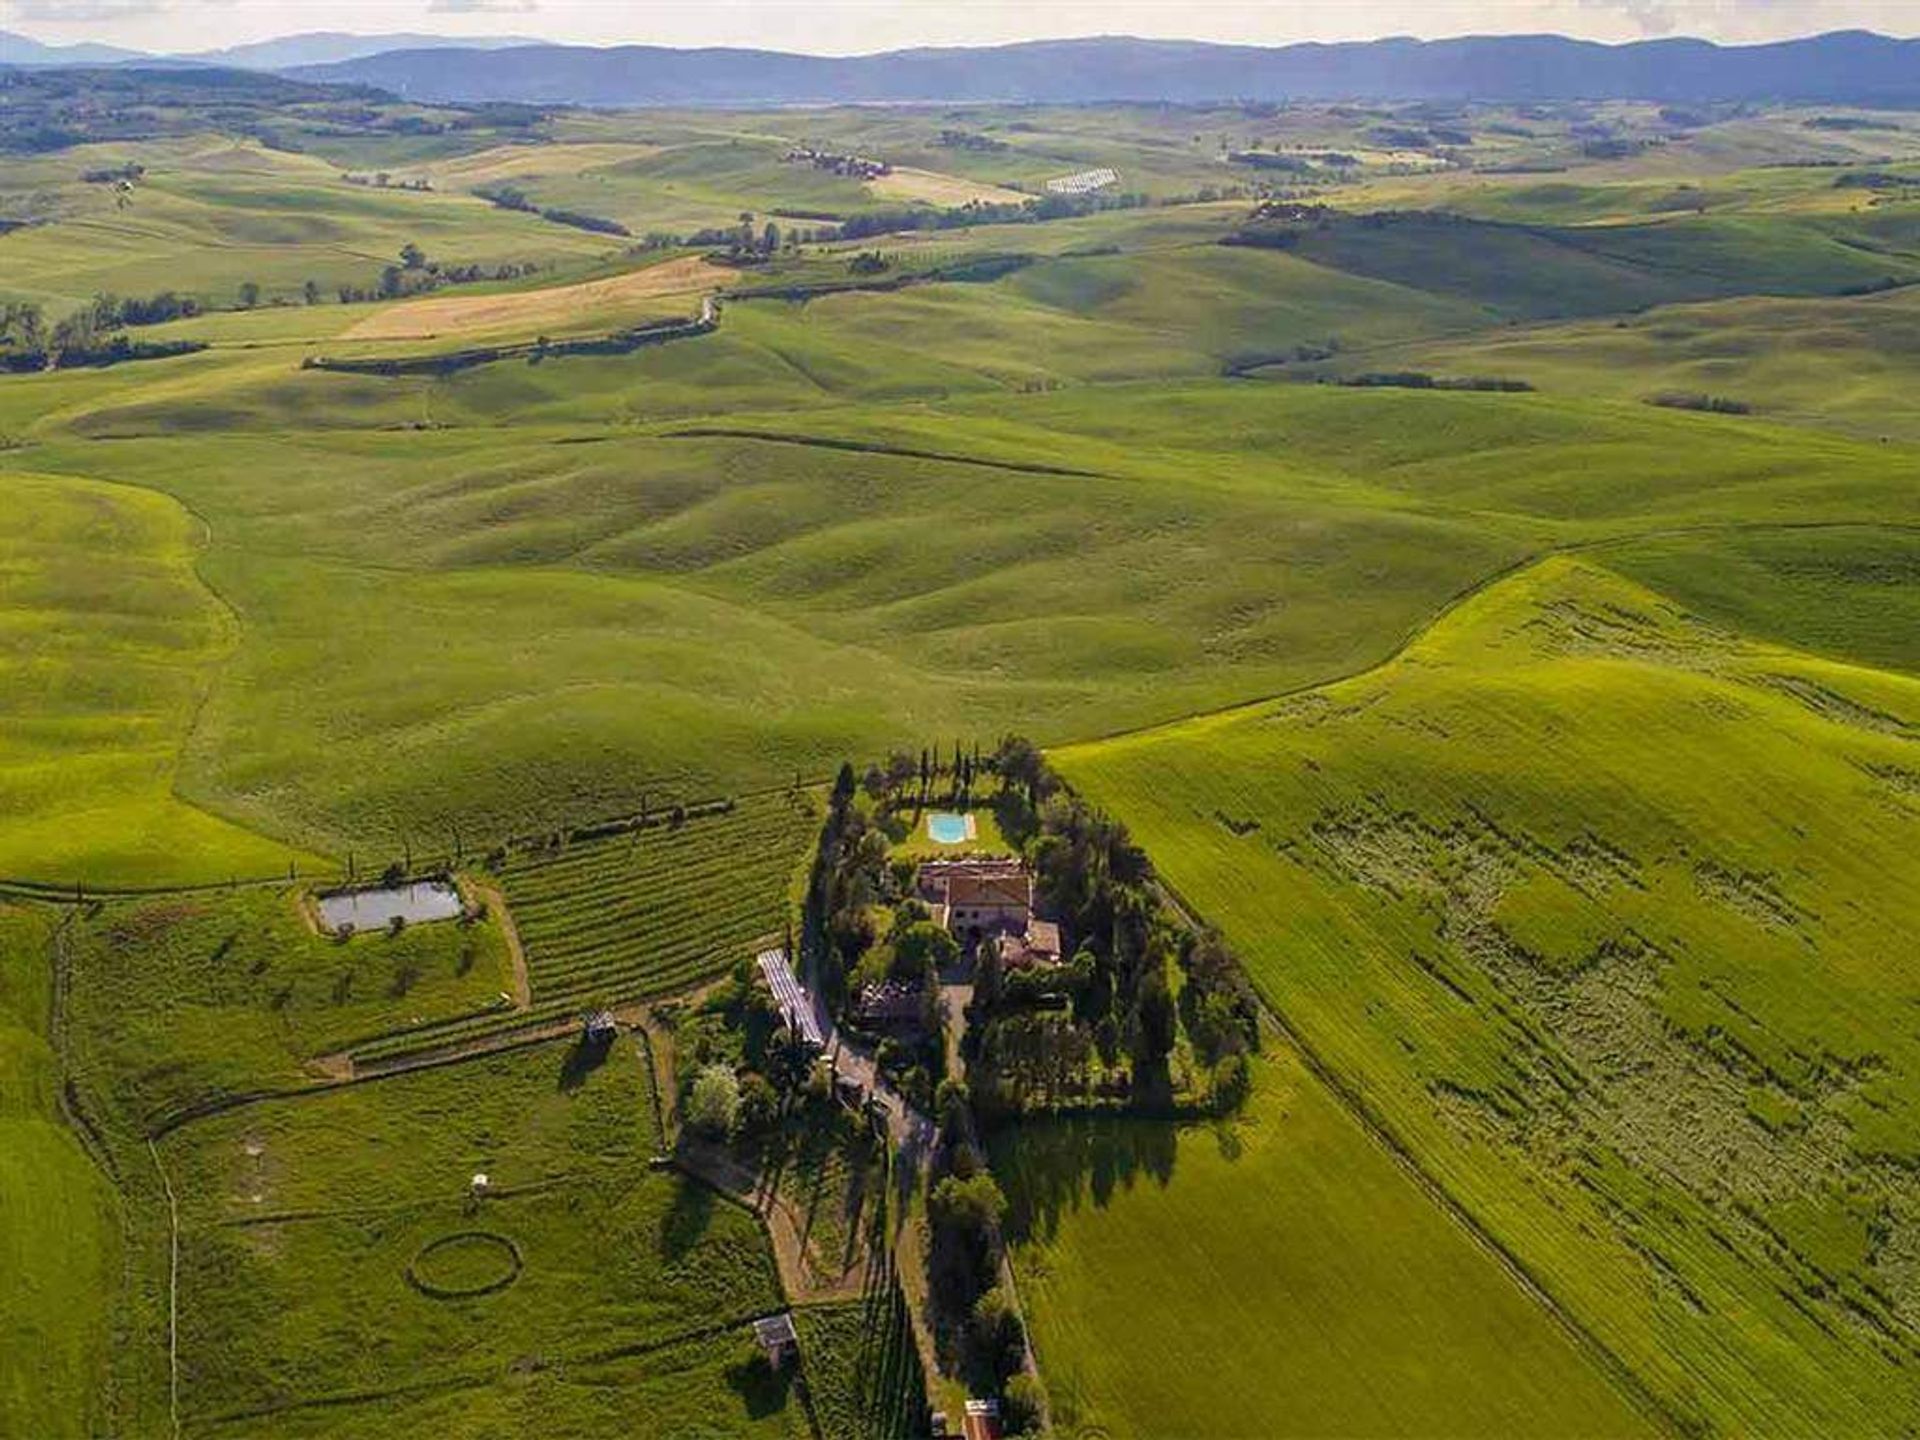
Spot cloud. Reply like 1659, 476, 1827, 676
8, 0, 163, 19
426, 0, 539, 12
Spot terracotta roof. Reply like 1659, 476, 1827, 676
947, 874, 1032, 910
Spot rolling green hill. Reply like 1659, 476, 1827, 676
7, 89, 1920, 1440
1056, 554, 1920, 1437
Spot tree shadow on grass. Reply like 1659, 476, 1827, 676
988, 1111, 1181, 1246
558, 1035, 610, 1092
659, 1175, 717, 1263
726, 1351, 794, 1418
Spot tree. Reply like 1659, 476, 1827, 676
974, 935, 1005, 1009
891, 919, 959, 983
1003, 1373, 1045, 1435
237, 280, 261, 309
761, 220, 780, 255
686, 1064, 741, 1138
302, 279, 321, 306
970, 1286, 1026, 1385
885, 750, 917, 793
994, 734, 1048, 802
737, 1071, 779, 1133
927, 1171, 1006, 1313
399, 241, 427, 270
1133, 966, 1176, 1066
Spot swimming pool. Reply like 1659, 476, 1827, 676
927, 812, 974, 845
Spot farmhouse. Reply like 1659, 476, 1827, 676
917, 858, 1031, 934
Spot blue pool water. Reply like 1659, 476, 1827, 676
927, 812, 970, 845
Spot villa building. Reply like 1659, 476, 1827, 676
915, 857, 1063, 965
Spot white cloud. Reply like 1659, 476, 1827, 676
426, 0, 537, 12
9, 0, 162, 20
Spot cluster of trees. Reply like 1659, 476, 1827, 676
339, 171, 432, 191
1648, 391, 1753, 416
1335, 371, 1534, 393
925, 1085, 1043, 1434
673, 957, 837, 1141
835, 187, 1148, 243
331, 243, 540, 306
79, 162, 144, 184
935, 129, 1008, 152
473, 184, 631, 237
966, 737, 1259, 1115
0, 297, 204, 373
859, 740, 985, 811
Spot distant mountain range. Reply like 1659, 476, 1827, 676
0, 29, 536, 71
287, 32, 1920, 107
5, 30, 1920, 108
0, 29, 147, 67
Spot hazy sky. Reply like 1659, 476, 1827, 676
4, 0, 1915, 55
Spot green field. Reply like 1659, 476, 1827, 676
156, 1038, 795, 1435
994, 1047, 1658, 1439
1056, 555, 1920, 1437
8, 81, 1920, 1439
0, 902, 121, 1439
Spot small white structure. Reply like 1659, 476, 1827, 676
753, 1311, 799, 1365
470, 1172, 490, 1198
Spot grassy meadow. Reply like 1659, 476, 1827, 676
7, 85, 1920, 1440
993, 1047, 1658, 1439
157, 1037, 795, 1435
0, 903, 121, 1439
1056, 556, 1920, 1437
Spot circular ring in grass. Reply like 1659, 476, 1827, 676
406, 1231, 523, 1299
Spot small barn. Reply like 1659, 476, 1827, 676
753, 1311, 799, 1366
583, 1010, 618, 1045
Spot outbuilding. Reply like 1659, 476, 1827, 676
753, 1311, 799, 1366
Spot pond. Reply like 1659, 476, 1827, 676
927, 812, 975, 844
316, 880, 462, 933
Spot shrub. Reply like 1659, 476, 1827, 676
1002, 1373, 1046, 1435
970, 1286, 1027, 1384
1648, 391, 1752, 416
686, 1064, 741, 1138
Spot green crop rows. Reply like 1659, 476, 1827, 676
503, 791, 819, 1004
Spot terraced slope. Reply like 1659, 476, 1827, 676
1057, 555, 1920, 1438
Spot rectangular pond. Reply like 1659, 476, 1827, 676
316, 880, 463, 933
